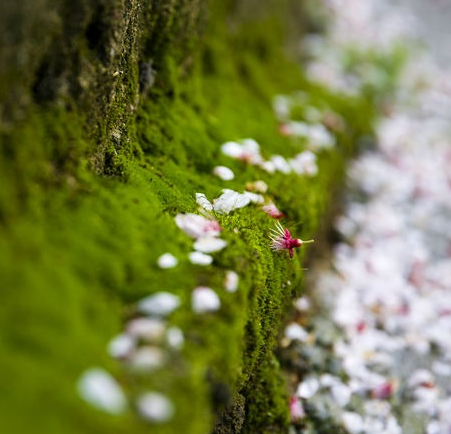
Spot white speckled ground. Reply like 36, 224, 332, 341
284, 1, 451, 433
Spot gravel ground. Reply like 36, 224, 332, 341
280, 1, 451, 433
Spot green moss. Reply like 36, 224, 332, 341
0, 1, 383, 433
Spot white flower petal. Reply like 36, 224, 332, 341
166, 327, 184, 350
221, 141, 244, 158
285, 323, 308, 342
77, 368, 127, 414
245, 180, 268, 193
136, 392, 175, 423
224, 270, 239, 292
259, 160, 276, 173
192, 287, 221, 313
193, 236, 227, 253
271, 155, 292, 174
137, 292, 180, 317
175, 213, 220, 239
157, 253, 178, 269
243, 191, 265, 204
213, 165, 235, 181
126, 317, 166, 341
188, 251, 214, 265
108, 333, 135, 359
213, 189, 250, 214
297, 377, 319, 399
195, 193, 214, 211
128, 347, 165, 371
342, 412, 365, 434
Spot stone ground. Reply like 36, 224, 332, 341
280, 1, 451, 433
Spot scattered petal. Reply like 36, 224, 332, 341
224, 270, 239, 292
297, 377, 319, 399
213, 165, 235, 180
243, 191, 265, 204
77, 368, 127, 414
137, 292, 180, 317
192, 286, 221, 313
136, 392, 175, 423
128, 347, 165, 371
126, 318, 166, 342
193, 236, 228, 253
262, 202, 284, 219
195, 193, 214, 212
342, 411, 365, 434
271, 154, 291, 174
285, 323, 308, 342
157, 253, 178, 269
245, 180, 268, 193
188, 251, 214, 265
213, 189, 250, 214
289, 150, 318, 176
175, 213, 221, 239
166, 327, 184, 350
108, 333, 135, 359
289, 396, 305, 422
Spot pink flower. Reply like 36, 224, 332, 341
270, 222, 314, 258
262, 202, 285, 219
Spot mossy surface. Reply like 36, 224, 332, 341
0, 1, 377, 433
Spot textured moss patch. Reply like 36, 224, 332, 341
0, 1, 378, 433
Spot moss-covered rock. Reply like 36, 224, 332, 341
0, 1, 376, 433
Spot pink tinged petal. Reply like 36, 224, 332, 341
192, 286, 221, 313
224, 270, 239, 292
108, 333, 136, 359
193, 236, 227, 253
77, 368, 127, 414
175, 213, 220, 239
262, 202, 284, 219
137, 292, 180, 317
372, 381, 394, 400
157, 253, 178, 269
212, 165, 235, 181
289, 396, 305, 421
136, 392, 175, 423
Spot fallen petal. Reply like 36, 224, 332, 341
224, 270, 239, 292
137, 292, 180, 317
136, 392, 175, 423
77, 368, 127, 414
157, 253, 178, 269
192, 286, 221, 313
213, 165, 235, 181
189, 251, 214, 265
193, 236, 227, 253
